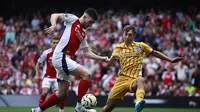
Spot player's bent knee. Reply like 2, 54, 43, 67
81, 73, 91, 80
137, 77, 145, 83
136, 77, 146, 90
41, 88, 49, 96
57, 90, 67, 99
57, 93, 67, 100
41, 91, 48, 96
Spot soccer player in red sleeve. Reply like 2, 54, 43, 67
31, 8, 108, 112
35, 37, 65, 112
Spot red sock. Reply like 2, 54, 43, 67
38, 95, 46, 106
40, 93, 59, 111
78, 80, 90, 102
58, 100, 66, 110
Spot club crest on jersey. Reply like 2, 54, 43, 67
135, 47, 141, 52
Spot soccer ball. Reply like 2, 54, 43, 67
81, 94, 97, 109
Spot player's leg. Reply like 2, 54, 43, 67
70, 65, 92, 112
75, 79, 90, 111
39, 54, 72, 111
31, 79, 70, 112
31, 54, 71, 112
53, 79, 65, 112
49, 54, 92, 112
102, 99, 120, 112
102, 75, 129, 112
58, 100, 65, 112
38, 88, 49, 106
131, 76, 146, 112
41, 79, 70, 111
38, 78, 51, 106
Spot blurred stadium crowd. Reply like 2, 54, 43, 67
0, 8, 200, 97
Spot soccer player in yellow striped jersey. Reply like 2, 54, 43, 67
102, 25, 184, 112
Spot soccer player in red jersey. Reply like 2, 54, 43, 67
35, 37, 65, 112
31, 8, 108, 112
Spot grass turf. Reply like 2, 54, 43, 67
0, 107, 199, 112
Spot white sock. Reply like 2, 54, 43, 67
75, 102, 82, 110
37, 107, 42, 112
59, 108, 64, 112
81, 108, 97, 112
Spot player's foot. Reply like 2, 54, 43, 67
80, 107, 97, 112
85, 109, 97, 112
74, 102, 82, 112
134, 99, 146, 112
59, 109, 64, 112
30, 107, 42, 112
75, 106, 96, 112
74, 102, 96, 112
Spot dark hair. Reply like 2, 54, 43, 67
84, 8, 98, 21
123, 25, 137, 35
51, 37, 60, 42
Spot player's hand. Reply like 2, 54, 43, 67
101, 56, 109, 62
113, 53, 122, 58
44, 25, 56, 34
170, 57, 184, 63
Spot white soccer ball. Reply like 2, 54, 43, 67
81, 94, 97, 109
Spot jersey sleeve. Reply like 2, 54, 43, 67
37, 51, 46, 64
62, 13, 78, 24
80, 38, 89, 49
140, 42, 153, 56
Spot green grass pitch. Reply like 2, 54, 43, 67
0, 107, 199, 112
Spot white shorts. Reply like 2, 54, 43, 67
52, 52, 79, 82
42, 77, 58, 90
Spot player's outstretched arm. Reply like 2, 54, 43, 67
81, 47, 109, 62
44, 13, 64, 34
107, 56, 116, 67
151, 50, 184, 63
35, 62, 41, 79
107, 53, 121, 67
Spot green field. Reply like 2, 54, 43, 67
0, 107, 199, 112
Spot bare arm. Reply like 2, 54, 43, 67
35, 62, 41, 79
50, 13, 64, 26
107, 56, 116, 67
151, 50, 184, 63
44, 13, 64, 34
82, 47, 108, 61
151, 50, 172, 61
107, 53, 122, 67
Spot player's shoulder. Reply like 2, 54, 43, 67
133, 42, 147, 46
115, 42, 125, 48
63, 13, 79, 22
42, 48, 52, 54
133, 41, 142, 45
64, 13, 78, 18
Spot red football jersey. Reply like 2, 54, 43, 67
38, 48, 56, 78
